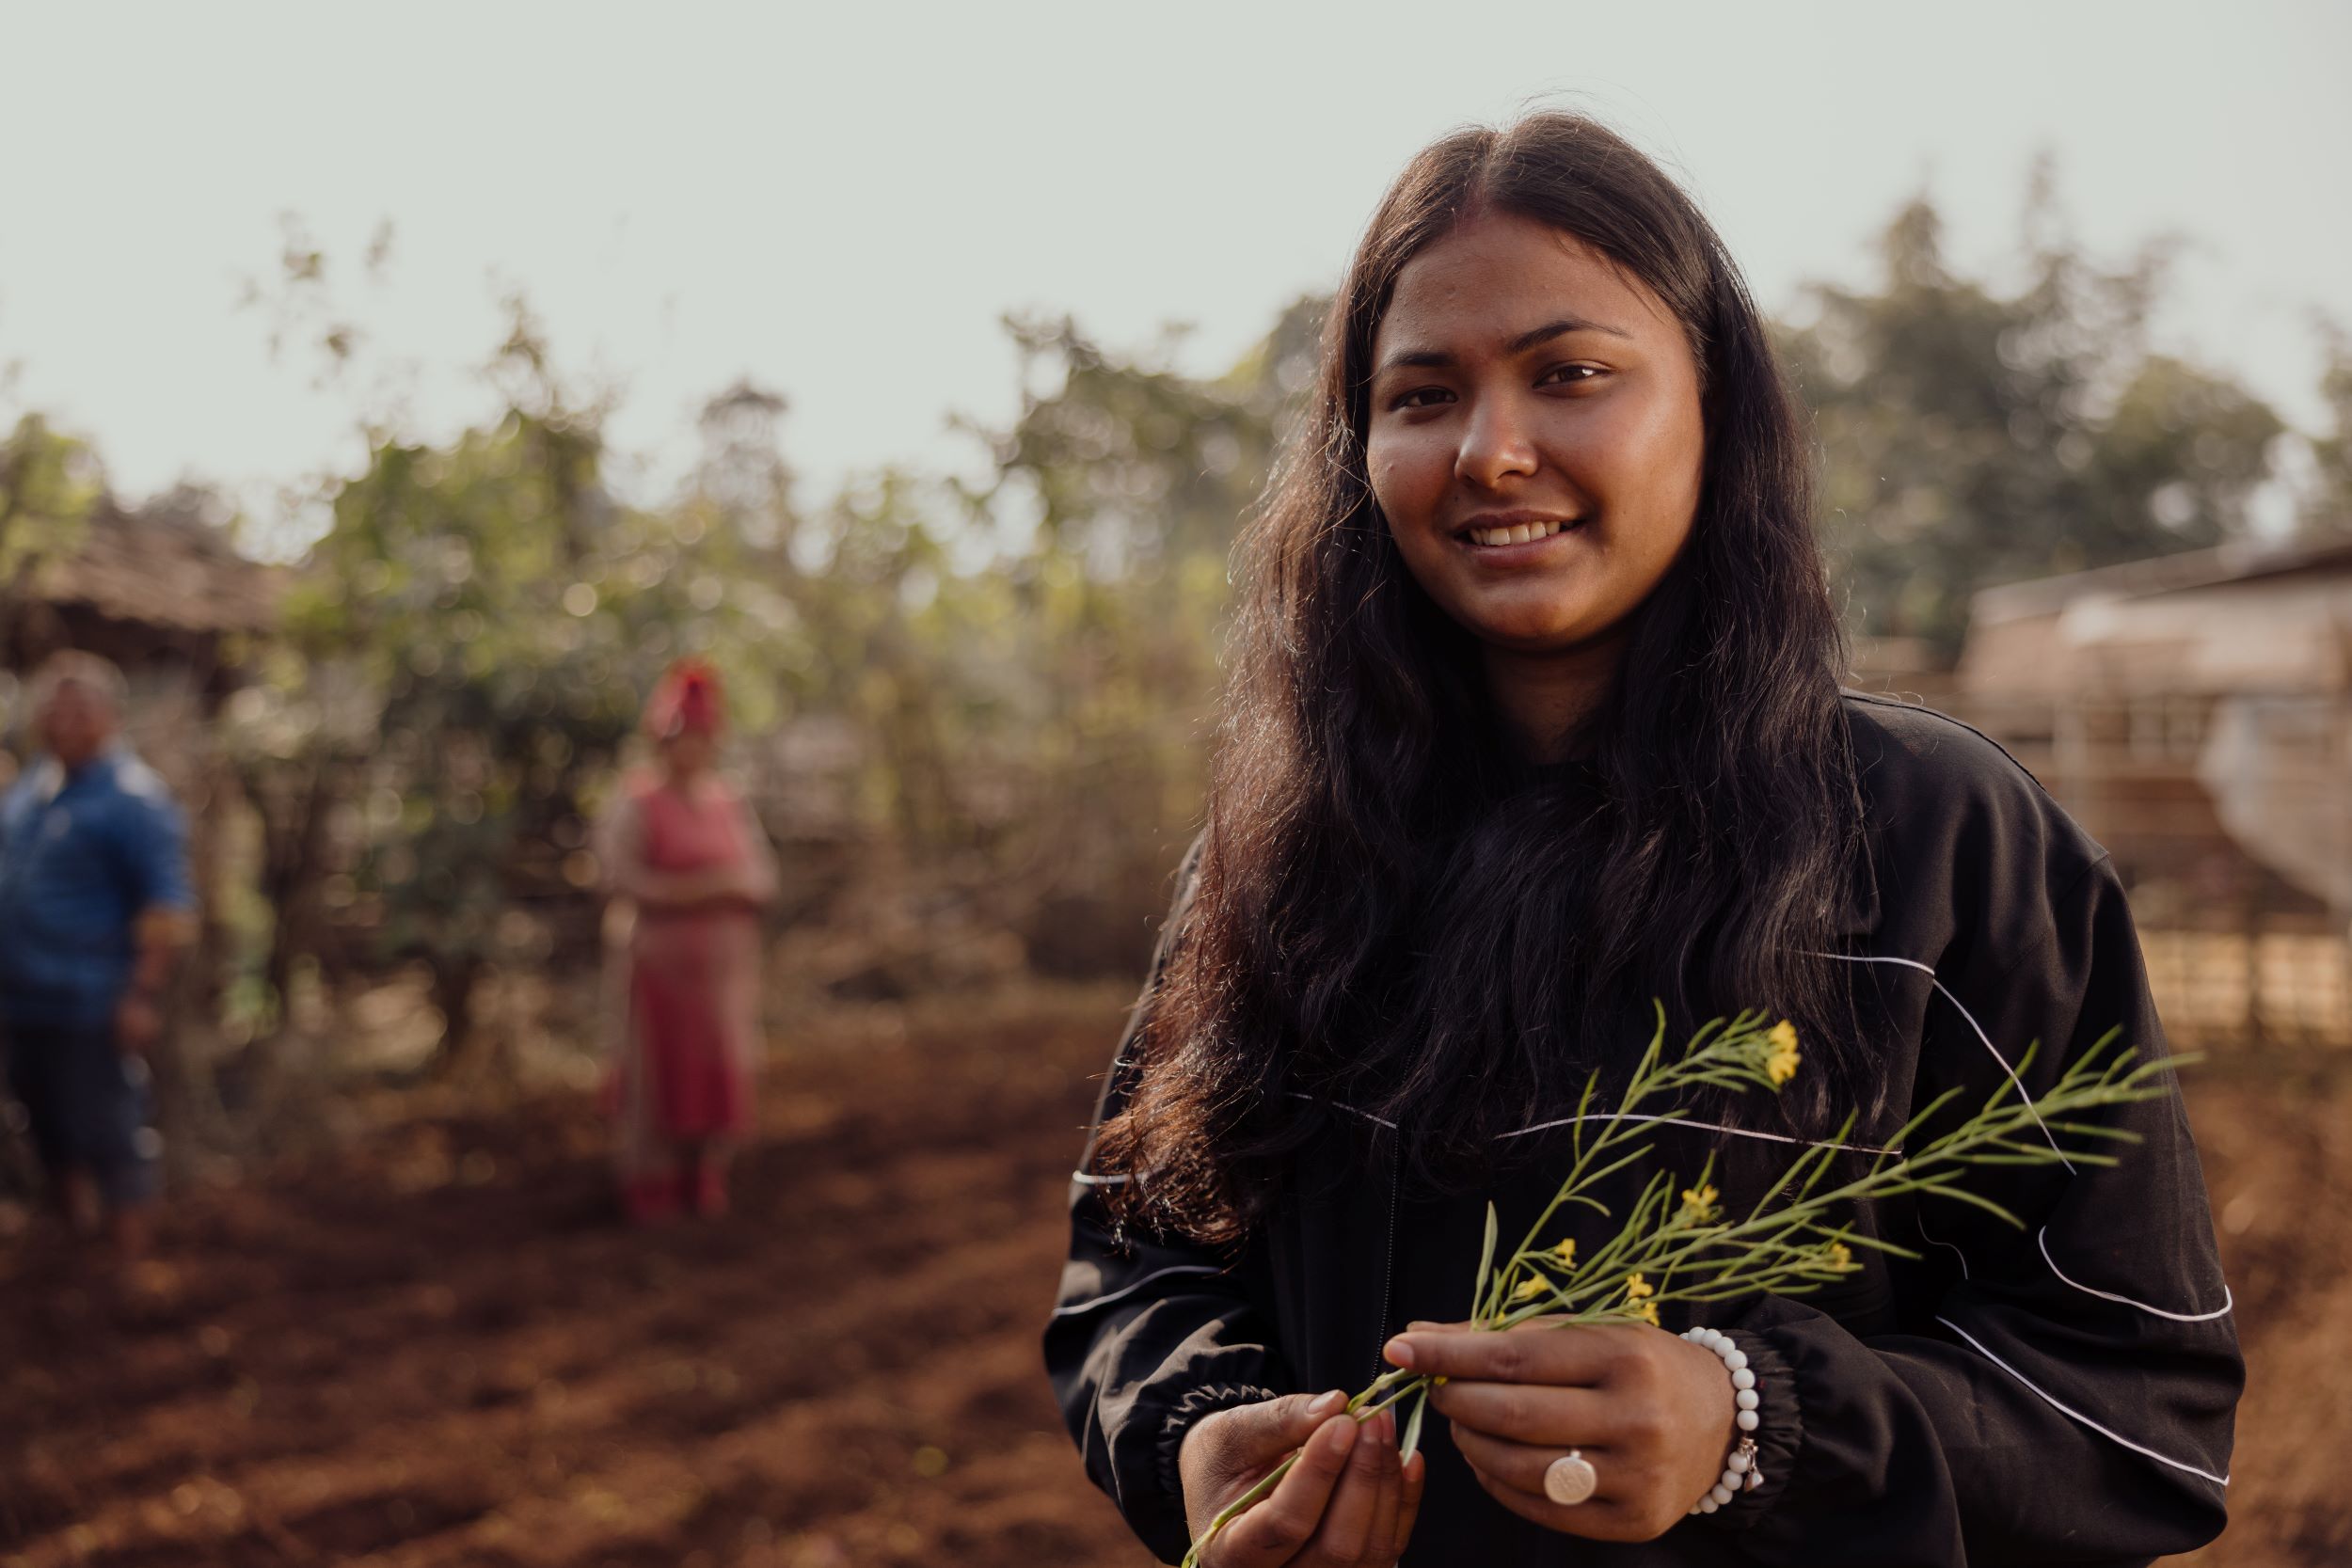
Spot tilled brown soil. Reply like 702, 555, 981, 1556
0, 994, 2341, 1566
1, 990, 1159, 1568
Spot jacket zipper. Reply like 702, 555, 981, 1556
1371, 1156, 1402, 1382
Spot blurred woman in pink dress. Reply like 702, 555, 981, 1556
596, 659, 776, 1223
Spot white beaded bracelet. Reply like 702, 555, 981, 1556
1679, 1325, 1763, 1515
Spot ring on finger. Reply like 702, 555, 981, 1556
1542, 1449, 1597, 1506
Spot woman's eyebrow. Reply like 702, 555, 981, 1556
1378, 315, 1633, 372
1507, 315, 1631, 352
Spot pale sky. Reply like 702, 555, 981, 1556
3, 0, 2345, 538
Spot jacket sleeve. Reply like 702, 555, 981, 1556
1043, 843, 1295, 1565
1722, 852, 2241, 1566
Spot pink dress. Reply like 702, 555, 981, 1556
597, 776, 772, 1181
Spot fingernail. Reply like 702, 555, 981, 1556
1406, 1320, 1440, 1332
1383, 1337, 1415, 1369
1308, 1389, 1345, 1417
1322, 1417, 1358, 1455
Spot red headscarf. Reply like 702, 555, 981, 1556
644, 657, 726, 740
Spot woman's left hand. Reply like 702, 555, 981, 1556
1384, 1319, 1738, 1542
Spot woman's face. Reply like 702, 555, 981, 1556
661, 729, 719, 778
1365, 210, 1707, 659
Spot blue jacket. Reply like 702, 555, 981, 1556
0, 747, 194, 1029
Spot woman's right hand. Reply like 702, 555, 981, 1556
1179, 1391, 1425, 1566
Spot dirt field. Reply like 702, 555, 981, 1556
2, 990, 2344, 1567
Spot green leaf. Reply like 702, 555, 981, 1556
1399, 1386, 1429, 1464
1473, 1201, 1500, 1319
1472, 1200, 1501, 1319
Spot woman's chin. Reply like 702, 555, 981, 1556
1458, 609, 1621, 660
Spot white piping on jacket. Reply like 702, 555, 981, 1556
1071, 1171, 1132, 1186
1826, 949, 2232, 1322
2035, 1227, 2234, 1323
1816, 951, 2074, 1172
1051, 1263, 1232, 1319
1497, 1109, 1899, 1157
1916, 1205, 1971, 1280
1924, 1217, 2231, 1323
1935, 1314, 2230, 1488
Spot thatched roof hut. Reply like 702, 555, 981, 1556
3, 488, 280, 689
2, 490, 282, 814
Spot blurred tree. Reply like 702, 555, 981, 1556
1781, 189, 2285, 653
936, 303, 1319, 971
258, 309, 783, 1069
0, 414, 103, 655
2303, 324, 2352, 537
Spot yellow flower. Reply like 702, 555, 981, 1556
1678, 1182, 1720, 1223
1764, 1020, 1801, 1086
1512, 1275, 1549, 1304
1630, 1298, 1661, 1326
1549, 1237, 1578, 1270
1827, 1241, 1854, 1273
1623, 1273, 1653, 1301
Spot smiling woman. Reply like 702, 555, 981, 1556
1045, 112, 2239, 1568
1366, 214, 1707, 754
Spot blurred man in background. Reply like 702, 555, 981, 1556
0, 652, 193, 1258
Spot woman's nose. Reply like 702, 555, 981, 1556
1453, 393, 1539, 490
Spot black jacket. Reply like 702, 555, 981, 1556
1046, 696, 2240, 1566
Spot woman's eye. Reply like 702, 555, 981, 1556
1390, 386, 1454, 411
1540, 364, 1603, 388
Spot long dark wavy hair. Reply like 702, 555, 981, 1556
1098, 113, 1865, 1244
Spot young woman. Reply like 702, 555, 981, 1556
596, 659, 776, 1222
1046, 115, 2239, 1567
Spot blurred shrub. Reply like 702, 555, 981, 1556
1783, 185, 2286, 654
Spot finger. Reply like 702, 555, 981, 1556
1448, 1420, 1617, 1503
1307, 1408, 1391, 1562
1220, 1414, 1356, 1563
1216, 1390, 1349, 1469
1426, 1376, 1620, 1445
1368, 1411, 1401, 1552
1384, 1322, 1616, 1386
1382, 1450, 1427, 1561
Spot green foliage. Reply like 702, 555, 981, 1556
926, 307, 1314, 966
2303, 325, 2352, 537
0, 412, 102, 587
257, 318, 786, 1055
1783, 193, 2285, 653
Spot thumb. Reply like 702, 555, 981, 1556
1211, 1389, 1349, 1465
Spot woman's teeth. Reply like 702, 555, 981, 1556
1467, 519, 1568, 547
